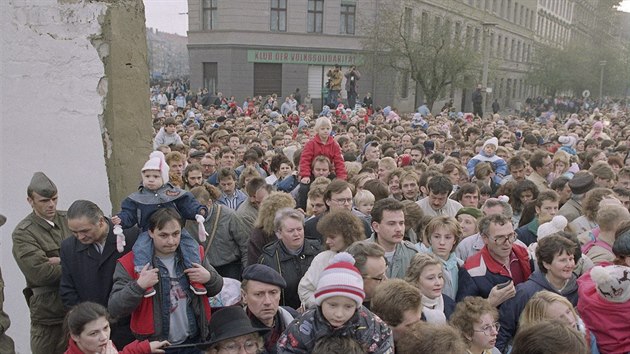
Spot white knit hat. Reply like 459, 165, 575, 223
314, 252, 365, 306
537, 215, 568, 240
590, 265, 630, 303
483, 137, 498, 149
142, 151, 170, 184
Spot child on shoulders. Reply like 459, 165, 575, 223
112, 151, 208, 297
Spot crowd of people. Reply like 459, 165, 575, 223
3, 80, 630, 354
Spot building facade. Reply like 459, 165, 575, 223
187, 0, 393, 112
187, 0, 544, 113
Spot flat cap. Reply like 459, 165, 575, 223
28, 172, 57, 198
189, 150, 206, 158
242, 264, 286, 289
568, 172, 596, 195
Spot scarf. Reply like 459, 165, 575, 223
429, 248, 461, 300
422, 294, 446, 324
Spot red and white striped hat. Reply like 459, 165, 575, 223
314, 252, 365, 306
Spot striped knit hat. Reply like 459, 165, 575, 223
315, 252, 365, 306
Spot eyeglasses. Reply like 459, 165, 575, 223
217, 339, 259, 354
490, 232, 517, 244
474, 322, 500, 336
332, 198, 353, 205
362, 274, 386, 283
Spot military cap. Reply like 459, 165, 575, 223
456, 207, 483, 220
28, 172, 57, 198
242, 264, 286, 289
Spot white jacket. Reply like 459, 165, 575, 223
297, 250, 337, 309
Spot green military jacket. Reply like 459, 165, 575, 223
12, 211, 70, 325
0, 267, 15, 354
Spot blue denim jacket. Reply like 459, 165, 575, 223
154, 253, 199, 341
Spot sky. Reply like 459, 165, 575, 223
144, 0, 189, 36
143, 0, 630, 37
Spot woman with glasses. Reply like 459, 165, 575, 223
450, 296, 501, 354
519, 291, 599, 354
495, 235, 579, 352
198, 306, 269, 354
404, 253, 456, 324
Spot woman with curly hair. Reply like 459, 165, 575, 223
450, 296, 501, 354
247, 192, 296, 266
298, 209, 366, 308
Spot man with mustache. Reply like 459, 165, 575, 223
367, 198, 417, 279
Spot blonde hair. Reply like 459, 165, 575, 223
254, 192, 296, 235
519, 291, 577, 330
354, 189, 375, 206
315, 116, 332, 129
404, 253, 442, 288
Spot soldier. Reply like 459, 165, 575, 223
12, 172, 70, 354
0, 214, 16, 354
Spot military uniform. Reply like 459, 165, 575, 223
13, 211, 70, 354
0, 215, 15, 354
11, 173, 69, 354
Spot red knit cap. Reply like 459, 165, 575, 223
314, 252, 365, 306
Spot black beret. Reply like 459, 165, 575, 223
242, 264, 286, 289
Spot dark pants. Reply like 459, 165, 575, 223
111, 316, 136, 349
473, 103, 483, 118
215, 261, 243, 280
348, 91, 357, 109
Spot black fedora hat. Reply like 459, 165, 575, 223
196, 306, 270, 350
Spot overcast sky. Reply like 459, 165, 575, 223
143, 0, 630, 37
144, 0, 188, 36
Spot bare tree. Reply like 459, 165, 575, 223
361, 4, 480, 110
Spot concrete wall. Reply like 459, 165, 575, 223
0, 1, 151, 352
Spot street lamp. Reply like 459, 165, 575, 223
599, 60, 607, 100
481, 22, 497, 112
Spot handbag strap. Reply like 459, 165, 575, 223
204, 204, 222, 250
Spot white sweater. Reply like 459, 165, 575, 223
297, 250, 337, 309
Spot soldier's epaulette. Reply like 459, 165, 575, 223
16, 219, 32, 230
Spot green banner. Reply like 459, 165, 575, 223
247, 49, 363, 66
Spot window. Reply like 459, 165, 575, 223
455, 22, 462, 43
403, 7, 413, 37
202, 0, 218, 30
307, 0, 324, 33
473, 27, 481, 52
340, 4, 356, 35
270, 0, 287, 32
400, 71, 410, 98
421, 11, 429, 42
497, 34, 502, 57
203, 62, 218, 94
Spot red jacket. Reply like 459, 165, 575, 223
118, 247, 212, 337
65, 338, 151, 354
578, 270, 630, 354
299, 134, 347, 180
